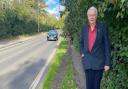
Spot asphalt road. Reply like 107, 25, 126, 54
0, 34, 59, 89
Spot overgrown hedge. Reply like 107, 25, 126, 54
63, 0, 128, 89
0, 7, 52, 39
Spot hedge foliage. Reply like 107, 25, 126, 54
63, 0, 128, 89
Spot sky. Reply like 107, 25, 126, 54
44, 0, 65, 18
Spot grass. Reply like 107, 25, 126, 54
42, 37, 78, 89
42, 37, 68, 89
60, 57, 78, 89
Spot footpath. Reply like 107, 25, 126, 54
71, 46, 86, 89
50, 44, 86, 89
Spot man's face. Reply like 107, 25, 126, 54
87, 10, 97, 25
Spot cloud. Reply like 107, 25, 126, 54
46, 0, 57, 5
45, 5, 59, 15
58, 5, 65, 12
44, 5, 60, 19
45, 8, 57, 15
44, 0, 65, 19
46, 5, 65, 14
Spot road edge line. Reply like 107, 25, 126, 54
29, 40, 60, 89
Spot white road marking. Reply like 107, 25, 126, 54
0, 33, 45, 50
29, 40, 60, 89
0, 41, 49, 76
0, 40, 42, 64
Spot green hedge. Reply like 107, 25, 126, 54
63, 0, 128, 89
0, 8, 51, 39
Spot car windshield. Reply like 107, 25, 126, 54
48, 30, 57, 35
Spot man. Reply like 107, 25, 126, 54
80, 6, 111, 89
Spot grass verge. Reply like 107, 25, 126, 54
42, 37, 68, 89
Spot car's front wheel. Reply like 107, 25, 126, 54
47, 37, 49, 41
56, 37, 58, 41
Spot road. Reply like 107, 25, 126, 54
0, 33, 59, 89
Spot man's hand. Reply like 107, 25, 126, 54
104, 65, 110, 72
81, 54, 84, 58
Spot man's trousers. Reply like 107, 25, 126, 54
85, 69, 103, 89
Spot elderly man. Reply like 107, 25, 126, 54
80, 6, 111, 89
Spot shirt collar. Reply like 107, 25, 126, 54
88, 24, 96, 32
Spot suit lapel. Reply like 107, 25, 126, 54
84, 25, 89, 52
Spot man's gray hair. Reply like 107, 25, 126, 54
87, 6, 98, 16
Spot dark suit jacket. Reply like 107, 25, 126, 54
80, 22, 111, 70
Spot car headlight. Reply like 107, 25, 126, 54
54, 35, 57, 37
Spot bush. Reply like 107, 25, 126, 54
0, 8, 38, 38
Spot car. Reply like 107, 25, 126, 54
47, 30, 58, 41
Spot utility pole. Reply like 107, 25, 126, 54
37, 0, 40, 32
